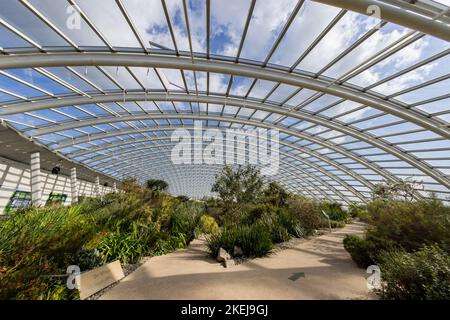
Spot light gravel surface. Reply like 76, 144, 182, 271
96, 221, 375, 300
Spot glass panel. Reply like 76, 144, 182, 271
240, 0, 297, 61
5, 69, 71, 95
0, 24, 33, 48
76, 0, 140, 48
28, 0, 105, 47
0, 0, 68, 46
210, 0, 251, 57
269, 1, 340, 67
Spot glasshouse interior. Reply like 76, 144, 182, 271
0, 0, 449, 301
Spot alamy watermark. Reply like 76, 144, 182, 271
66, 265, 81, 290
66, 5, 81, 30
170, 121, 279, 176
366, 265, 381, 290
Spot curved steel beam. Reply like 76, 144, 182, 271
126, 166, 315, 200
42, 114, 398, 187
311, 0, 450, 42
112, 160, 327, 200
1, 54, 448, 140
29, 112, 449, 190
84, 139, 365, 201
103, 152, 342, 202
120, 166, 313, 199
112, 159, 319, 199
48, 115, 405, 187
62, 125, 374, 193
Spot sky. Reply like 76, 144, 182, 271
0, 0, 449, 200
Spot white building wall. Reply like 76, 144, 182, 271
0, 156, 113, 214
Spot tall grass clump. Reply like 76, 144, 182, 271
207, 222, 273, 258
0, 178, 206, 300
0, 205, 95, 299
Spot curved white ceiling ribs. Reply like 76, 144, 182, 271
82, 139, 368, 202
0, 0, 449, 201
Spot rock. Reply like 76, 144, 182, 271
217, 248, 231, 262
224, 259, 235, 268
233, 246, 243, 257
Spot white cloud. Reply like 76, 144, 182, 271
372, 62, 437, 95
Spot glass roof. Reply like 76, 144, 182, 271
0, 0, 449, 201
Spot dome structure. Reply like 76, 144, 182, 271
0, 0, 449, 203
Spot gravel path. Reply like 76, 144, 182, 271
98, 221, 374, 300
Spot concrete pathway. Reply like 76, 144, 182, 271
100, 221, 374, 300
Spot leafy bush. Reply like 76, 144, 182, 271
343, 233, 397, 268
97, 221, 159, 264
0, 205, 95, 299
145, 179, 168, 191
366, 198, 450, 253
287, 196, 325, 233
348, 202, 369, 220
378, 245, 450, 300
64, 249, 103, 272
199, 215, 219, 235
0, 179, 209, 299
330, 220, 346, 228
207, 223, 273, 258
321, 202, 349, 222
167, 202, 202, 245
344, 197, 450, 300
268, 209, 305, 240
263, 181, 289, 207
238, 203, 268, 225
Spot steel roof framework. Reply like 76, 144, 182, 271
0, 0, 449, 201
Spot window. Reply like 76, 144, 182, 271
4, 190, 32, 214
46, 193, 67, 206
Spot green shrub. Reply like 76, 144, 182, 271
207, 223, 273, 258
330, 220, 346, 228
199, 215, 219, 234
378, 245, 450, 300
263, 181, 289, 207
64, 249, 103, 272
321, 202, 349, 222
97, 230, 141, 264
343, 234, 397, 268
237, 223, 273, 257
287, 196, 325, 233
152, 238, 173, 256
167, 202, 203, 245
42, 279, 79, 300
263, 217, 291, 243
366, 198, 450, 253
97, 221, 159, 264
348, 202, 369, 220
268, 209, 305, 241
238, 203, 268, 225
206, 226, 240, 257
0, 205, 95, 299
343, 235, 373, 268
0, 184, 207, 299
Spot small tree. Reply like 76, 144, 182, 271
211, 165, 264, 207
121, 177, 143, 194
373, 179, 420, 202
145, 179, 168, 192
263, 181, 289, 207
